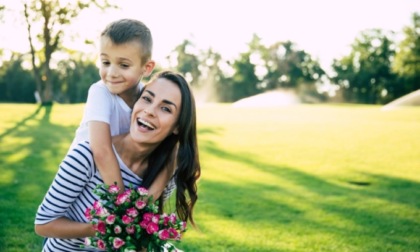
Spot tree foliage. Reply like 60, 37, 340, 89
1, 9, 419, 105
261, 40, 325, 90
393, 12, 420, 97
55, 56, 99, 103
198, 48, 230, 102
170, 39, 201, 87
331, 29, 397, 104
0, 54, 36, 103
228, 51, 260, 101
22, 0, 115, 105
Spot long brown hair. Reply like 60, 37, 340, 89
141, 70, 201, 226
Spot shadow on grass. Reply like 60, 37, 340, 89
0, 104, 77, 252
180, 128, 420, 251
0, 105, 43, 140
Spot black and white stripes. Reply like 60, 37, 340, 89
35, 141, 176, 251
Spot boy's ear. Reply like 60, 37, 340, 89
143, 60, 155, 77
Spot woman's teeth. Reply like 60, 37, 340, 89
137, 118, 155, 130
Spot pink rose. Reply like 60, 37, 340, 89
137, 187, 149, 196
108, 184, 120, 194
114, 225, 122, 234
97, 239, 106, 250
151, 214, 159, 224
162, 215, 170, 226
146, 222, 159, 234
93, 201, 102, 210
126, 225, 135, 234
94, 221, 106, 235
122, 215, 133, 224
84, 208, 93, 221
142, 212, 153, 222
115, 193, 130, 205
135, 199, 146, 209
84, 237, 92, 246
123, 189, 132, 197
140, 220, 149, 229
158, 229, 170, 240
106, 214, 116, 224
169, 227, 180, 240
181, 221, 187, 231
126, 207, 138, 218
95, 206, 109, 218
169, 213, 177, 224
113, 237, 125, 249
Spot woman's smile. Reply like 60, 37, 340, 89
137, 117, 156, 131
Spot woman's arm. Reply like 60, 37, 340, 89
89, 121, 124, 192
34, 142, 95, 238
35, 217, 95, 238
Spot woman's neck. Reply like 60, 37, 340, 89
112, 134, 155, 178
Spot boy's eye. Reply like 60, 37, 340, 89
120, 63, 130, 68
101, 61, 110, 66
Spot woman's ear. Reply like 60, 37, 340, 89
172, 126, 179, 135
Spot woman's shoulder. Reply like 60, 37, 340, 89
67, 141, 94, 162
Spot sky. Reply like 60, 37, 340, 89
1, 0, 419, 72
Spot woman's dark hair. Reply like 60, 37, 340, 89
141, 70, 201, 226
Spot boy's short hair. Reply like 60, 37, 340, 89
101, 18, 153, 64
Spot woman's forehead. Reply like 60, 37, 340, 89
145, 78, 181, 105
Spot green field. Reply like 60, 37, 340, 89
0, 103, 419, 252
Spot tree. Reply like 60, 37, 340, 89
0, 5, 4, 20
22, 0, 115, 105
170, 39, 201, 86
0, 53, 36, 103
331, 29, 397, 104
259, 40, 325, 91
229, 51, 260, 101
393, 12, 420, 97
198, 48, 230, 102
56, 55, 99, 103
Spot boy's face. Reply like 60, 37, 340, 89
99, 36, 153, 95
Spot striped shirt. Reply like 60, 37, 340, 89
35, 141, 176, 252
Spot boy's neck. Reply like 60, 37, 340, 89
118, 85, 141, 109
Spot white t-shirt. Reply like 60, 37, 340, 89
69, 80, 143, 151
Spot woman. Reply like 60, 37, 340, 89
34, 70, 201, 251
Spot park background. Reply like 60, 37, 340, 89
0, 0, 419, 251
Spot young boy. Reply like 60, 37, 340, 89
69, 18, 175, 200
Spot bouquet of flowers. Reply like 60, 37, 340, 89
83, 184, 186, 252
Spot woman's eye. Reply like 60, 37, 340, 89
162, 107, 172, 113
142, 96, 152, 102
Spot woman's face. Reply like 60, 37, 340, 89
130, 77, 181, 145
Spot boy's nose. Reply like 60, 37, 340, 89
109, 65, 119, 77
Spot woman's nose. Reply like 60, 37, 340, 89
143, 106, 156, 117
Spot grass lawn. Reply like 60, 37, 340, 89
0, 103, 419, 252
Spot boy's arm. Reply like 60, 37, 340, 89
89, 121, 124, 192
148, 144, 178, 200
148, 168, 172, 201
